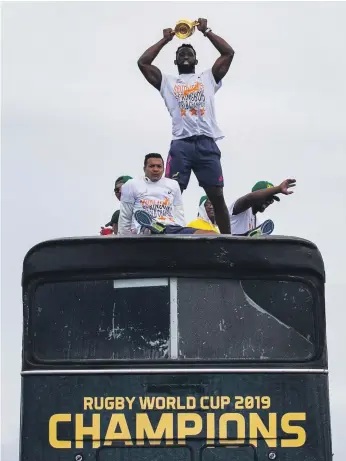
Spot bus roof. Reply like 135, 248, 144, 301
22, 235, 325, 285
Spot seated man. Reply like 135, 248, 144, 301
118, 153, 217, 235
100, 210, 120, 235
187, 195, 220, 233
229, 179, 296, 236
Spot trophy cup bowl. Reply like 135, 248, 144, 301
175, 19, 199, 40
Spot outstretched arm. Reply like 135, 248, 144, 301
197, 18, 235, 84
137, 29, 175, 91
233, 179, 296, 215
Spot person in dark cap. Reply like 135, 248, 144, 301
228, 179, 296, 236
100, 210, 120, 236
187, 195, 219, 233
100, 176, 133, 236
114, 175, 133, 201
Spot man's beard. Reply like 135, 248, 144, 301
178, 64, 194, 74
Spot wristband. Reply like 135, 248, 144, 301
204, 28, 212, 36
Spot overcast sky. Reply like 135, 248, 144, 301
1, 1, 346, 459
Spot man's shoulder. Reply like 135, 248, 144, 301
228, 200, 237, 214
161, 73, 178, 87
161, 177, 180, 190
121, 177, 144, 195
229, 199, 251, 217
199, 68, 212, 76
200, 68, 222, 89
163, 73, 177, 80
199, 68, 214, 79
127, 177, 143, 186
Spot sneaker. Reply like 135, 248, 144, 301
260, 219, 274, 235
248, 219, 274, 237
134, 210, 166, 234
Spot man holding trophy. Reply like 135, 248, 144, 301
137, 18, 235, 234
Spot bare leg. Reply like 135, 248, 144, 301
204, 186, 231, 234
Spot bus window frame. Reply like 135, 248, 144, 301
23, 271, 325, 367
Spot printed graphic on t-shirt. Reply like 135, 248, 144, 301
139, 197, 175, 223
173, 79, 206, 117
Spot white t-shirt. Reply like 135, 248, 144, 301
160, 69, 224, 141
118, 177, 185, 235
228, 200, 261, 235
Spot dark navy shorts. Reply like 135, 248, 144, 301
165, 135, 224, 190
164, 225, 196, 235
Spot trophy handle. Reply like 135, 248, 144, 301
174, 19, 200, 30
174, 19, 200, 39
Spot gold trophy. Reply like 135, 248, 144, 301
175, 19, 200, 40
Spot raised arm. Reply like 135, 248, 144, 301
137, 29, 175, 91
197, 18, 235, 84
233, 179, 296, 215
